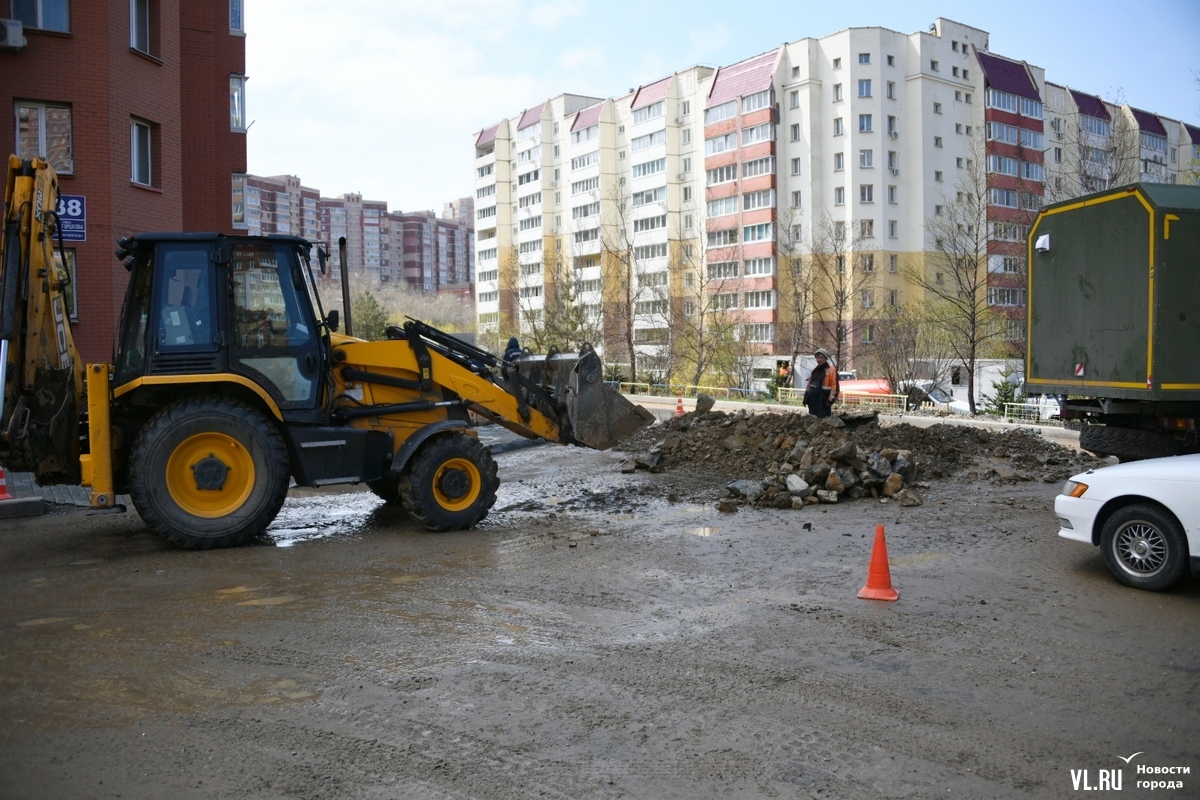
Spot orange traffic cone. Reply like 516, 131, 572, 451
675, 392, 685, 416
857, 524, 899, 601
0, 466, 13, 501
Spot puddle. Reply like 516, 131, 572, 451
889, 552, 947, 567
683, 527, 720, 538
17, 617, 70, 627
236, 594, 301, 606
265, 492, 387, 547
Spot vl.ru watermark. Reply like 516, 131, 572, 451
1071, 753, 1190, 792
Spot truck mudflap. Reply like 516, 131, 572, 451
565, 344, 655, 451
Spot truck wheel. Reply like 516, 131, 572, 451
1079, 425, 1183, 462
1100, 504, 1189, 591
129, 397, 290, 549
400, 434, 498, 532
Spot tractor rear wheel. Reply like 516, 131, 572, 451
400, 434, 498, 531
129, 397, 290, 548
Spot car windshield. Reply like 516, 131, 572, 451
928, 389, 953, 403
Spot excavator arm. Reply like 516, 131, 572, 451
0, 156, 84, 482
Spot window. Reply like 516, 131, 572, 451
986, 88, 1018, 113
887, 185, 897, 203
634, 243, 668, 260
741, 123, 773, 145
742, 89, 771, 113
988, 287, 1026, 306
987, 121, 1018, 144
570, 176, 598, 194
887, 115, 897, 136
743, 156, 774, 177
887, 55, 894, 66
862, 325, 875, 344
706, 196, 738, 217
518, 191, 541, 208
858, 114, 872, 132
1053, 147, 1062, 163
683, 186, 692, 202
743, 190, 774, 210
131, 118, 154, 186
790, 90, 800, 109
833, 84, 843, 102
573, 228, 599, 244
230, 75, 247, 132
571, 202, 599, 219
744, 323, 774, 342
476, 206, 496, 220
886, 81, 896, 100
791, 157, 802, 175
933, 102, 942, 114
860, 254, 874, 272
712, 293, 738, 310
681, 100, 690, 117
518, 215, 542, 231
517, 169, 540, 186
1019, 129, 1044, 149
834, 222, 845, 241
476, 184, 496, 199
631, 158, 666, 178
682, 157, 692, 173
571, 151, 598, 170
791, 190, 802, 207
632, 186, 665, 206
888, 220, 897, 238
1021, 161, 1044, 182
889, 255, 897, 273
477, 164, 493, 178
130, 0, 152, 54
632, 101, 664, 124
989, 188, 1019, 208
860, 184, 873, 203
955, 123, 963, 134
631, 130, 666, 152
858, 80, 872, 97
1140, 131, 1167, 152
987, 155, 1018, 176
832, 57, 842, 69
952, 66, 960, 78
790, 123, 801, 141
479, 290, 499, 303
934, 136, 943, 148
833, 117, 844, 136
934, 170, 943, 182
1080, 115, 1110, 137
833, 152, 844, 171
230, 0, 243, 31
860, 149, 873, 168
707, 261, 738, 280
682, 129, 691, 145
14, 103, 74, 174
934, 205, 943, 215
834, 187, 845, 205
743, 223, 773, 242
633, 215, 666, 233
744, 291, 775, 309
860, 219, 873, 238
744, 257, 774, 275
706, 164, 737, 184
704, 101, 736, 124
705, 133, 737, 155
1019, 97, 1043, 119
638, 271, 668, 289
571, 125, 598, 145
836, 255, 845, 273
13, 0, 69, 30
861, 290, 875, 308
930, 60, 939, 72
707, 228, 738, 247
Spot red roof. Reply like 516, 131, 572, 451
475, 124, 499, 148
1069, 90, 1109, 120
571, 103, 602, 133
975, 52, 1039, 101
707, 48, 779, 108
518, 103, 545, 131
1185, 123, 1200, 144
632, 76, 671, 111
1129, 107, 1167, 136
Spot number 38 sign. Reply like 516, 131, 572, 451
56, 194, 86, 242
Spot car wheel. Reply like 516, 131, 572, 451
1100, 503, 1189, 591
400, 433, 498, 532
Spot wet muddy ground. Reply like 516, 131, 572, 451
1, 429, 1198, 799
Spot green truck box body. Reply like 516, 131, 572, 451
1026, 184, 1200, 401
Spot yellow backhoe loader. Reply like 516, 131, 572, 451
1, 156, 653, 547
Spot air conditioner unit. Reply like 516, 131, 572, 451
889, 167, 900, 175
677, 173, 687, 180
551, 180, 558, 187
1, 18, 26, 50
888, 131, 899, 139
675, 117, 683, 124
1055, 131, 1063, 140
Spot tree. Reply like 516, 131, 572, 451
669, 227, 745, 387
867, 302, 955, 395
903, 150, 1009, 414
1044, 91, 1141, 204
806, 211, 878, 370
351, 289, 390, 341
775, 205, 815, 378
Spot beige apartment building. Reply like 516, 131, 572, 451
472, 17, 1198, 386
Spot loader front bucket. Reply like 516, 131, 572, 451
565, 344, 655, 450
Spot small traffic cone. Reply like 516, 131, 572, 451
857, 524, 899, 601
675, 392, 685, 416
0, 466, 13, 501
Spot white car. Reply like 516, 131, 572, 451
1055, 454, 1200, 591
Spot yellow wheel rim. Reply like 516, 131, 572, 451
165, 432, 256, 518
431, 457, 481, 512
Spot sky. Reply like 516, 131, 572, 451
245, 0, 1200, 214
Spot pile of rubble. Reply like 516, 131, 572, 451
618, 395, 1107, 511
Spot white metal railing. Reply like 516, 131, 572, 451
840, 391, 907, 411
1003, 402, 1055, 424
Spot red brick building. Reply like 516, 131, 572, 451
1, 1, 247, 364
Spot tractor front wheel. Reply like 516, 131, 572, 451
400, 434, 498, 531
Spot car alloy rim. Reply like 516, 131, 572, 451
1113, 521, 1167, 576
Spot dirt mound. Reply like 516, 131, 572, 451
617, 404, 1106, 510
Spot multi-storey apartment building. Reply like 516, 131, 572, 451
3, 0, 246, 364
472, 17, 1197, 384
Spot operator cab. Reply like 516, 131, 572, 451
114, 233, 328, 421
